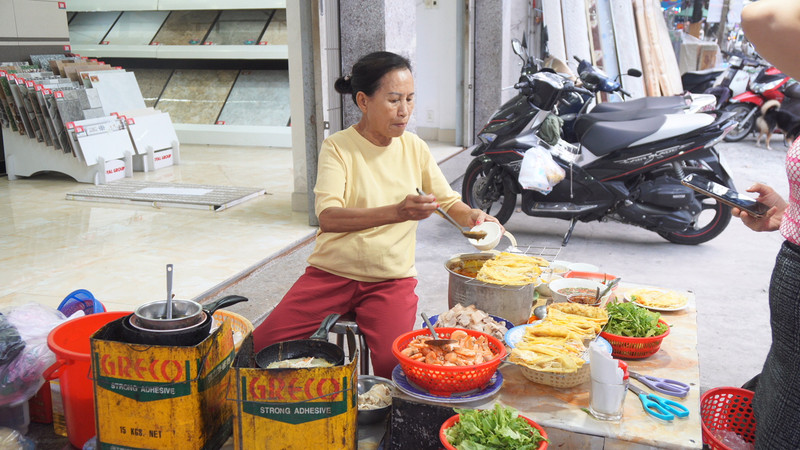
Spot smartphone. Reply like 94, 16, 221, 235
681, 173, 771, 218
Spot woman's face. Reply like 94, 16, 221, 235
356, 68, 415, 145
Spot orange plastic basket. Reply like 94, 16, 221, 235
700, 387, 756, 450
439, 413, 548, 450
391, 328, 506, 396
600, 319, 670, 359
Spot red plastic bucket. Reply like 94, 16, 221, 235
44, 311, 129, 448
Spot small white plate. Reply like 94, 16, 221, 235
623, 289, 688, 312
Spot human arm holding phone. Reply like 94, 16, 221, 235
732, 183, 788, 232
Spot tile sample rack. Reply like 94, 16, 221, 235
64, 1, 290, 147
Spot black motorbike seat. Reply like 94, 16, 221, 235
580, 113, 714, 155
579, 116, 668, 155
591, 96, 687, 113
573, 108, 678, 142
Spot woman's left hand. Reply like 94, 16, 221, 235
469, 208, 505, 234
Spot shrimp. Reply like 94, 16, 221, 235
450, 330, 468, 341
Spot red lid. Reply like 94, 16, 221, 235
618, 360, 629, 380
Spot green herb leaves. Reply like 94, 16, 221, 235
444, 404, 548, 449
605, 302, 668, 338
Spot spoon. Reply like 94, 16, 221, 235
421, 313, 457, 347
165, 264, 173, 319
532, 298, 553, 320
416, 188, 488, 240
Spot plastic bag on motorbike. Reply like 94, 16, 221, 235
518, 145, 565, 194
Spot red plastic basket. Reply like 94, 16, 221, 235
700, 387, 756, 450
600, 319, 670, 359
391, 328, 506, 396
439, 413, 548, 450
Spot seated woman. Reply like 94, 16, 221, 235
252, 51, 501, 378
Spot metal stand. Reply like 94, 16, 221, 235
562, 218, 578, 246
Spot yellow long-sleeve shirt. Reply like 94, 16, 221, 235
308, 126, 461, 282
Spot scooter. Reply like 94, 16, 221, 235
723, 65, 794, 142
461, 71, 738, 246
508, 38, 715, 144
703, 51, 765, 110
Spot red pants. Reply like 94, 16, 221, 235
252, 266, 418, 378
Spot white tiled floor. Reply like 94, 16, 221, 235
0, 140, 461, 313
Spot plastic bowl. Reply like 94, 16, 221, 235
440, 413, 548, 449
548, 278, 610, 304
357, 375, 393, 425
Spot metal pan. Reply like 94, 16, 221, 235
255, 313, 344, 369
121, 312, 213, 347
132, 295, 248, 331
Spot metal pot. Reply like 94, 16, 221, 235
255, 313, 345, 369
121, 312, 214, 346
132, 295, 248, 331
445, 253, 537, 326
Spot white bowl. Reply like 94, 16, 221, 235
548, 278, 610, 304
468, 222, 504, 251
567, 262, 600, 273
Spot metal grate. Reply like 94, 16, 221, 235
65, 180, 266, 211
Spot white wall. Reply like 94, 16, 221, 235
415, 0, 457, 139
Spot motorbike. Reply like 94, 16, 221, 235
703, 51, 765, 110
508, 38, 715, 144
723, 64, 794, 142
461, 70, 739, 246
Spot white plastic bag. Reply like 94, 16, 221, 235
0, 304, 67, 406
518, 145, 565, 194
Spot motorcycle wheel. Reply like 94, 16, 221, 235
723, 103, 757, 142
462, 157, 516, 224
657, 170, 732, 245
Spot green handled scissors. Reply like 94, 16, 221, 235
628, 383, 690, 421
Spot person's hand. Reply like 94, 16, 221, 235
397, 193, 438, 221
467, 208, 506, 234
732, 183, 787, 232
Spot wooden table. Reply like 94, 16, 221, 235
386, 284, 702, 449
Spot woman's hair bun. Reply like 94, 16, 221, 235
334, 75, 353, 95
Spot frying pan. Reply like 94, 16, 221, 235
121, 312, 213, 346
130, 295, 248, 331
255, 313, 345, 369
133, 295, 248, 331
121, 295, 248, 346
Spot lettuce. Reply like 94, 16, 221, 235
443, 404, 548, 449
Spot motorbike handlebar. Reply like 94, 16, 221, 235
619, 87, 632, 98
572, 86, 593, 96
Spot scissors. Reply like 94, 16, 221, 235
628, 383, 690, 421
629, 371, 690, 398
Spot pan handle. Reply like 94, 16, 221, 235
203, 295, 249, 314
310, 313, 341, 340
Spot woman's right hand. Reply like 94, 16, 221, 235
732, 183, 787, 232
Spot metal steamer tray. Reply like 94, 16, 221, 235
445, 245, 562, 326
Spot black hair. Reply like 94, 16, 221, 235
334, 51, 412, 106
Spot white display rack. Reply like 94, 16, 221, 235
3, 131, 132, 185
131, 142, 180, 172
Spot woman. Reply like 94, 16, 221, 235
734, 2, 800, 447
252, 51, 501, 378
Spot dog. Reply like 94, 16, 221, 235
755, 99, 782, 150
775, 109, 800, 147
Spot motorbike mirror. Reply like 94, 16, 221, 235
627, 68, 643, 78
511, 39, 525, 60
